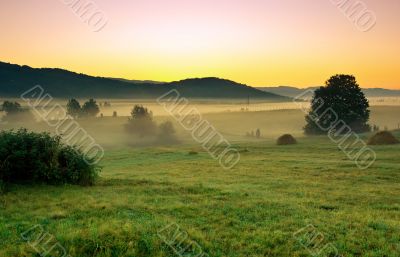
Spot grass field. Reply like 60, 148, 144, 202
1, 107, 400, 257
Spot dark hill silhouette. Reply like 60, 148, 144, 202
0, 62, 288, 100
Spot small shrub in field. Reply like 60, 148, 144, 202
157, 121, 179, 144
0, 129, 100, 187
277, 134, 297, 145
188, 151, 198, 155
367, 131, 399, 145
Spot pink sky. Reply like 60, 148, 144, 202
1, 0, 399, 88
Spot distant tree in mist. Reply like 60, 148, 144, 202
256, 129, 261, 139
125, 105, 157, 137
81, 99, 100, 118
2, 101, 23, 114
66, 99, 81, 118
372, 125, 380, 132
304, 75, 370, 135
1, 101, 33, 122
130, 105, 152, 120
157, 121, 179, 144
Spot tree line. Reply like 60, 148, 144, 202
66, 99, 100, 118
0, 74, 379, 139
0, 101, 34, 122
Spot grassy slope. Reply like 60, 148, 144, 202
1, 133, 400, 257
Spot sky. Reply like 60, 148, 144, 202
1, 0, 399, 89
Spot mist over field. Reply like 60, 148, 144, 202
2, 93, 400, 257
2, 97, 400, 148
2, 0, 400, 256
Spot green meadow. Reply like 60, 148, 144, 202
1, 106, 400, 257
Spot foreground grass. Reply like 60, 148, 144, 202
1, 135, 400, 257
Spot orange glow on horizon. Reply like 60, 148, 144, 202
0, 0, 399, 89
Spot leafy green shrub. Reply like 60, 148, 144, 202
0, 129, 100, 186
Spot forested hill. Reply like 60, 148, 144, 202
0, 62, 287, 100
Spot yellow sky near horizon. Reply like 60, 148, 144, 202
1, 0, 399, 89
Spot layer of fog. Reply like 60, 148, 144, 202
1, 98, 399, 151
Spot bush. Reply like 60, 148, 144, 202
157, 121, 179, 144
367, 131, 399, 145
0, 129, 100, 186
277, 134, 297, 145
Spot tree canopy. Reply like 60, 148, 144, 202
66, 99, 81, 118
1, 101, 34, 122
125, 105, 157, 137
1, 101, 23, 115
304, 75, 370, 135
66, 99, 100, 118
82, 99, 100, 118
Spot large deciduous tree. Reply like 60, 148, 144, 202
125, 105, 157, 137
66, 99, 82, 118
304, 75, 370, 135
81, 99, 100, 118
